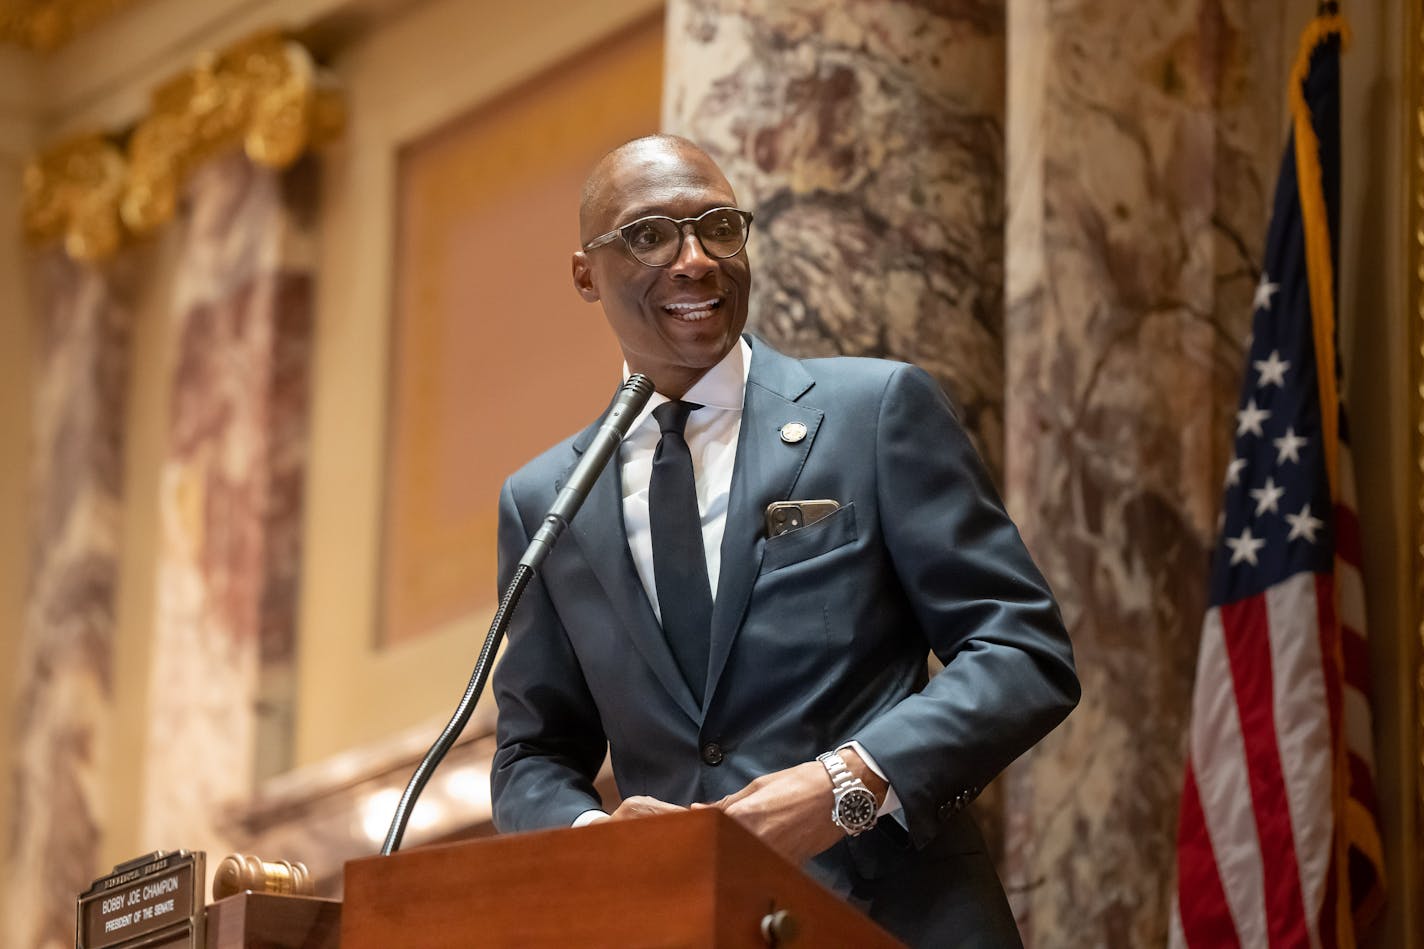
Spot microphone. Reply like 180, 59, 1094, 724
379, 372, 654, 855
520, 372, 655, 570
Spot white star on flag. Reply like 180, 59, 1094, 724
1286, 503, 1325, 543
1254, 350, 1291, 387
1226, 526, 1267, 566
1249, 477, 1286, 516
1236, 399, 1271, 437
1224, 456, 1248, 487
1253, 273, 1280, 311
1274, 427, 1308, 464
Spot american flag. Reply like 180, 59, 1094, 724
1171, 13, 1385, 949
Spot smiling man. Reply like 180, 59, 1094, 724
490, 135, 1079, 947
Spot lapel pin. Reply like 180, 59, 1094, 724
780, 421, 807, 444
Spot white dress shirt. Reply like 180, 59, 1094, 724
619, 338, 751, 622
574, 338, 900, 826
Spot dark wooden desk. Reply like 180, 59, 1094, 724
205, 892, 340, 949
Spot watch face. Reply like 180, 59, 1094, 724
836, 787, 877, 830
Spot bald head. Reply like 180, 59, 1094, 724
578, 134, 735, 241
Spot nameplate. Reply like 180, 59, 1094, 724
76, 850, 205, 949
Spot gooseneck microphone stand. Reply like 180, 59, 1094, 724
380, 373, 655, 856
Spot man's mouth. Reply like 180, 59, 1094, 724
661, 297, 724, 322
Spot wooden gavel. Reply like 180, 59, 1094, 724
211, 853, 315, 900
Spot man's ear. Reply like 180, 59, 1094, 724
572, 251, 600, 303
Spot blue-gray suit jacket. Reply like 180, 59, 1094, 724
492, 336, 1078, 947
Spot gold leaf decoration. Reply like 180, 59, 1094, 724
21, 133, 126, 261
122, 30, 345, 237
20, 27, 344, 259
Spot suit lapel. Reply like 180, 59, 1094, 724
561, 420, 701, 723
704, 339, 821, 705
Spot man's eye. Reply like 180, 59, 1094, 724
629, 225, 668, 247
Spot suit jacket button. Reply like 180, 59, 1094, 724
701, 742, 724, 766
938, 801, 954, 821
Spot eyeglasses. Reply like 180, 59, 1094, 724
582, 206, 754, 268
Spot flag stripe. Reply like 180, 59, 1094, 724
1168, 894, 1191, 949
1267, 573, 1333, 949
1314, 574, 1344, 770
1333, 504, 1362, 568
1339, 626, 1369, 694
1336, 439, 1358, 517
1343, 687, 1375, 769
1191, 607, 1268, 947
1312, 572, 1352, 949
1219, 593, 1311, 948
1177, 761, 1245, 949
1348, 756, 1379, 814
1336, 558, 1364, 622
1335, 428, 1384, 929
1320, 836, 1341, 949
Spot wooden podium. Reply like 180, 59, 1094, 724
340, 809, 903, 947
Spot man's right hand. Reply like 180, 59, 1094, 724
607, 796, 686, 820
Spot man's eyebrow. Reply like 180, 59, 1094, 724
614, 205, 671, 223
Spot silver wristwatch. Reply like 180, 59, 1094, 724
817, 750, 878, 836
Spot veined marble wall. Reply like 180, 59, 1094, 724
141, 154, 314, 862
8, 252, 132, 949
1003, 1, 1285, 946
664, 0, 1008, 473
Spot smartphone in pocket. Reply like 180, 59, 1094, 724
764, 499, 841, 538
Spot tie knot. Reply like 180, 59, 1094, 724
653, 400, 701, 436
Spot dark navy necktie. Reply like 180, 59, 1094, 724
649, 400, 713, 705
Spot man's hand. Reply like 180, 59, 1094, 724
698, 762, 841, 864
699, 749, 890, 865
607, 795, 686, 821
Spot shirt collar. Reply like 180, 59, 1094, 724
682, 335, 750, 410
622, 336, 752, 433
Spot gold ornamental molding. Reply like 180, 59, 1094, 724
21, 134, 127, 260
21, 29, 344, 261
0, 0, 142, 53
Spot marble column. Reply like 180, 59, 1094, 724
663, 0, 1008, 473
1002, 0, 1288, 945
140, 154, 314, 861
8, 251, 131, 949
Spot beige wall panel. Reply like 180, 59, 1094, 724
382, 24, 657, 646
297, 0, 663, 766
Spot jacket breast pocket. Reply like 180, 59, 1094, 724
760, 502, 858, 575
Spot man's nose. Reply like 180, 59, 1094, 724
665, 224, 717, 278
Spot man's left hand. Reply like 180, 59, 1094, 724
697, 762, 843, 864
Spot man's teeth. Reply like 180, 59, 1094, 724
663, 300, 721, 320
